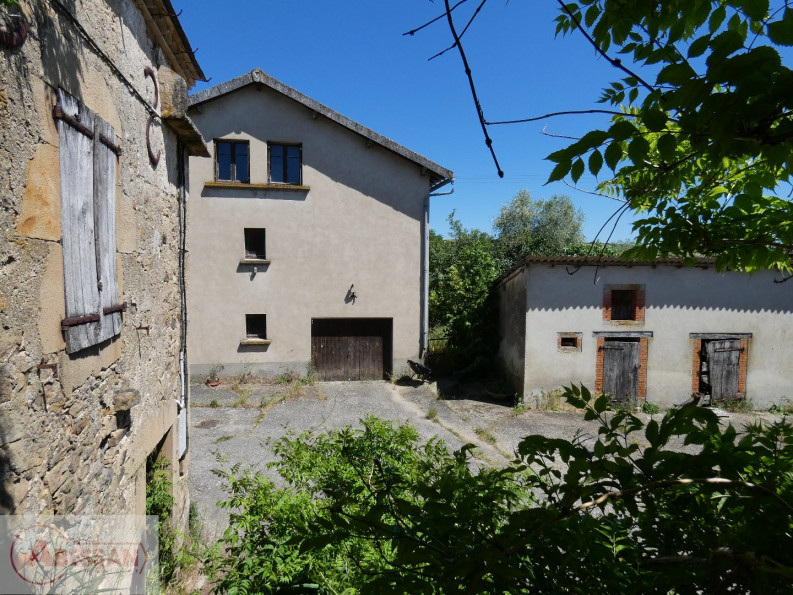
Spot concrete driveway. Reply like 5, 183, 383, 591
187, 378, 776, 539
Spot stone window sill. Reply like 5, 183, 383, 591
239, 338, 271, 346
239, 258, 271, 266
205, 181, 310, 191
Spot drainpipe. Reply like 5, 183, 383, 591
421, 178, 454, 360
176, 139, 189, 460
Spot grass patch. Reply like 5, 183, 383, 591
770, 401, 793, 415
640, 401, 661, 415
718, 397, 755, 412
213, 435, 235, 444
209, 399, 220, 408
426, 406, 438, 421
530, 389, 566, 411
474, 427, 497, 445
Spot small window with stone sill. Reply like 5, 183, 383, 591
241, 228, 269, 265
241, 314, 270, 346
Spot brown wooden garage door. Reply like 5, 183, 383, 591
311, 318, 393, 381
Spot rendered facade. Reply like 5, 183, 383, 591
186, 69, 453, 381
0, 0, 205, 525
496, 258, 792, 409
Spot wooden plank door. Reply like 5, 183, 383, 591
311, 319, 392, 381
602, 340, 640, 403
706, 339, 741, 400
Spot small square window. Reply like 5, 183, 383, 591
269, 143, 301, 185
244, 228, 266, 259
216, 140, 249, 183
558, 333, 582, 352
245, 314, 267, 340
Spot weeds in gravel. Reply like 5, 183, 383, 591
474, 427, 497, 445
213, 435, 235, 444
426, 406, 438, 421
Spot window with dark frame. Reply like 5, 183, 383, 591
268, 143, 301, 185
560, 337, 577, 348
611, 289, 637, 320
245, 314, 267, 340
244, 228, 266, 260
216, 140, 250, 183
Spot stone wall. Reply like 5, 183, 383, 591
0, 0, 194, 525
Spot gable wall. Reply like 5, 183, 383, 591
187, 85, 432, 376
506, 264, 791, 408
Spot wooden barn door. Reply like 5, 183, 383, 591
706, 339, 741, 400
602, 339, 640, 403
311, 319, 393, 381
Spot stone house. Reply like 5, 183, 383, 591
186, 69, 453, 381
0, 0, 207, 525
496, 257, 792, 409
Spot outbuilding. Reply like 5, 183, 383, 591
496, 257, 792, 409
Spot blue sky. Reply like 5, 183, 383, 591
172, 0, 635, 241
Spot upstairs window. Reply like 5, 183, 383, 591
216, 140, 249, 183
244, 228, 266, 260
268, 143, 301, 185
603, 284, 645, 323
611, 290, 637, 320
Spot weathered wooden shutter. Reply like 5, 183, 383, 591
601, 340, 639, 403
57, 89, 121, 353
706, 339, 741, 400
93, 117, 122, 341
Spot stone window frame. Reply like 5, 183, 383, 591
602, 284, 645, 325
593, 331, 652, 402
268, 142, 302, 185
557, 332, 582, 352
215, 139, 250, 183
689, 333, 751, 397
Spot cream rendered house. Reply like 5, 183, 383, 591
496, 257, 792, 409
187, 69, 452, 381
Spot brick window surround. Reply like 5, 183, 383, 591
602, 284, 646, 323
557, 332, 582, 352
690, 333, 751, 396
594, 332, 651, 402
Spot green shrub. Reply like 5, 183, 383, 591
208, 389, 793, 593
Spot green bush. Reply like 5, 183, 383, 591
208, 389, 793, 593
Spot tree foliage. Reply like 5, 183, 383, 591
209, 390, 793, 593
547, 0, 793, 273
493, 190, 586, 264
428, 213, 499, 371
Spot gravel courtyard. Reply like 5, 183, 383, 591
187, 378, 777, 539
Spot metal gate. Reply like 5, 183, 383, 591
601, 339, 640, 403
311, 318, 393, 381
